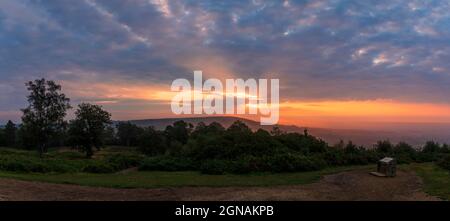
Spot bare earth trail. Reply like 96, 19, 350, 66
0, 169, 440, 201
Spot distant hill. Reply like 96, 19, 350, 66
119, 116, 450, 147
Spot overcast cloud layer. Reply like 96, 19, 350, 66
1, 0, 450, 122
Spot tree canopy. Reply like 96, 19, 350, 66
21, 79, 71, 155
68, 103, 111, 158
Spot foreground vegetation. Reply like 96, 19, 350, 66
0, 147, 144, 174
1, 147, 450, 200
0, 164, 372, 188
406, 163, 450, 200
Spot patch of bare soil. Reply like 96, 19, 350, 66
0, 169, 440, 201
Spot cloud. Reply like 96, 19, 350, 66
1, 0, 450, 122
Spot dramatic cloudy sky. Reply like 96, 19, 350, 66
1, 0, 450, 128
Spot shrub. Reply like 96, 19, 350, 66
267, 154, 326, 173
200, 159, 229, 175
229, 156, 266, 174
394, 153, 414, 164
104, 153, 144, 171
322, 150, 346, 166
139, 156, 195, 171
0, 157, 47, 172
82, 161, 115, 173
437, 155, 450, 171
0, 154, 80, 173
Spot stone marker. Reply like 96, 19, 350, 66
370, 157, 396, 177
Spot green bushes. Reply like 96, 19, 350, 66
81, 154, 145, 173
437, 155, 450, 171
2, 120, 450, 175
0, 154, 81, 173
200, 159, 229, 175
0, 156, 48, 173
138, 154, 328, 175
266, 154, 326, 173
139, 156, 195, 171
82, 161, 115, 173
0, 148, 144, 174
104, 153, 144, 171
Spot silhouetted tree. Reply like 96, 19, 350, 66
0, 128, 5, 146
442, 144, 450, 153
270, 126, 284, 136
334, 139, 345, 149
375, 140, 393, 153
394, 142, 416, 154
165, 120, 193, 145
191, 122, 225, 138
139, 126, 167, 156
21, 79, 71, 156
103, 125, 117, 145
116, 122, 143, 146
4, 120, 17, 147
227, 120, 252, 134
422, 141, 441, 153
68, 103, 111, 158
344, 141, 358, 153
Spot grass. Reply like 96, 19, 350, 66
404, 163, 450, 200
0, 146, 145, 173
2, 146, 448, 199
0, 146, 374, 188
0, 165, 373, 188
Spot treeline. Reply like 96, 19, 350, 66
1, 78, 450, 174
107, 121, 450, 174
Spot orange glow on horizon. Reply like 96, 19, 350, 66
61, 81, 450, 128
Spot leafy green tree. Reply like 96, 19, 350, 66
334, 139, 345, 149
422, 141, 441, 153
165, 120, 193, 145
344, 141, 358, 153
375, 140, 393, 153
138, 126, 167, 156
442, 143, 450, 153
103, 125, 117, 145
227, 120, 252, 134
394, 142, 416, 154
270, 126, 284, 136
116, 122, 143, 146
4, 120, 17, 147
0, 128, 5, 146
21, 79, 71, 156
68, 103, 111, 158
191, 121, 225, 138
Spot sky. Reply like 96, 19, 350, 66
1, 0, 450, 128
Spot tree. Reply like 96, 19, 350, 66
116, 121, 143, 146
270, 126, 284, 136
138, 126, 167, 156
165, 120, 193, 145
422, 141, 441, 153
227, 120, 252, 134
68, 103, 111, 158
0, 128, 5, 146
375, 140, 393, 153
191, 121, 225, 138
4, 120, 17, 147
21, 79, 71, 156
102, 125, 117, 146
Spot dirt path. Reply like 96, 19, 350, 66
0, 169, 440, 201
